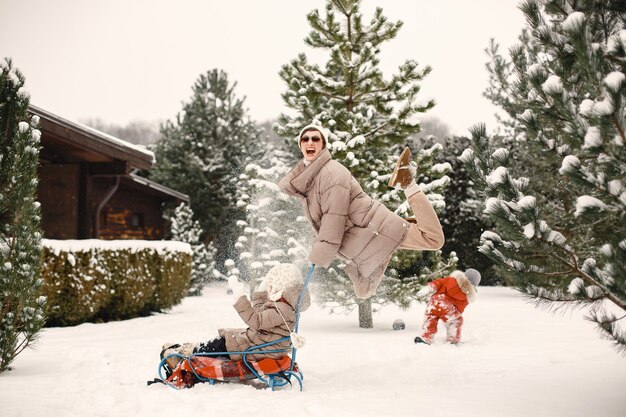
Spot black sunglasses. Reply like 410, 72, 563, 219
300, 135, 322, 143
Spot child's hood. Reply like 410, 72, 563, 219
450, 270, 477, 303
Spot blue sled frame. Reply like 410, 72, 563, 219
157, 264, 315, 391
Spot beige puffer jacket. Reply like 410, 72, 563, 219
279, 149, 414, 298
218, 284, 311, 361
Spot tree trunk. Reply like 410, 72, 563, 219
357, 297, 373, 328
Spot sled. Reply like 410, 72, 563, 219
155, 264, 315, 391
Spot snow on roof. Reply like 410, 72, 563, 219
29, 104, 155, 165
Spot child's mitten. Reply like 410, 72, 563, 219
290, 332, 306, 349
228, 276, 247, 298
416, 284, 435, 301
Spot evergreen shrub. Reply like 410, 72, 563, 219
40, 240, 192, 326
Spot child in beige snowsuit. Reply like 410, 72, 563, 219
161, 263, 310, 369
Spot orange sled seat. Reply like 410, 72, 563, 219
158, 353, 299, 390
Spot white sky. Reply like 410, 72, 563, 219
1, 0, 526, 136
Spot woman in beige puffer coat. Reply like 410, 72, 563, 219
278, 123, 444, 299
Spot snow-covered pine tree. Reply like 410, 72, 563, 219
462, 0, 626, 352
0, 58, 46, 373
233, 147, 311, 291
275, 0, 454, 328
436, 135, 498, 285
148, 69, 263, 261
169, 203, 217, 296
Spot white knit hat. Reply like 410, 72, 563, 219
261, 263, 303, 301
298, 123, 329, 148
465, 268, 481, 287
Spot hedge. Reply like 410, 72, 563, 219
40, 239, 192, 326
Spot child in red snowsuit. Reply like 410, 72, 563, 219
414, 269, 481, 345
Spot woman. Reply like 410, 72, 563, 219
278, 123, 445, 299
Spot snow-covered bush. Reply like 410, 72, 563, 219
41, 240, 192, 326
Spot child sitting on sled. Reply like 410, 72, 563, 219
161, 263, 311, 370
413, 268, 481, 345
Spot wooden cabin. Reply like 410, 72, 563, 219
30, 105, 189, 240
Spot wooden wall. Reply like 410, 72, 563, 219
38, 164, 81, 239
91, 178, 167, 240
38, 171, 170, 240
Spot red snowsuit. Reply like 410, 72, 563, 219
419, 273, 476, 344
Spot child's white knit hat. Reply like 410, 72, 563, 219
261, 263, 303, 301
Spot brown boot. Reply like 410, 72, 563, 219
388, 147, 414, 189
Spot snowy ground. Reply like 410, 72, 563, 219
1, 284, 625, 417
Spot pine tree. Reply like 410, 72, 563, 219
232, 147, 311, 289
275, 0, 454, 328
463, 1, 626, 352
435, 135, 498, 285
169, 203, 217, 296
148, 69, 262, 259
0, 58, 46, 373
